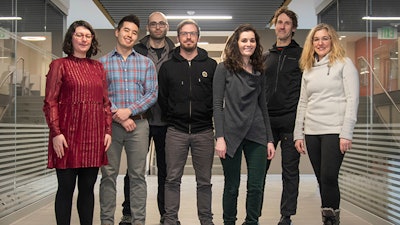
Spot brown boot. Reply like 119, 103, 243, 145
321, 208, 340, 225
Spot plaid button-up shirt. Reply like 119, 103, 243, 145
99, 49, 158, 116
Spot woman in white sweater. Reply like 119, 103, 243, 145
293, 23, 359, 225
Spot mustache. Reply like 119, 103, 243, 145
183, 40, 195, 44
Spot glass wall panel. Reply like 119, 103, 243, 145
320, 0, 400, 224
0, 0, 64, 222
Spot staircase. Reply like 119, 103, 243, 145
357, 96, 382, 124
0, 95, 45, 124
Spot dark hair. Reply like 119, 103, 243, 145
62, 20, 99, 58
117, 14, 140, 30
223, 24, 264, 74
272, 6, 298, 36
176, 19, 200, 37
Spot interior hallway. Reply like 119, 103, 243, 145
9, 174, 371, 225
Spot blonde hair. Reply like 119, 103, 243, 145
299, 23, 346, 71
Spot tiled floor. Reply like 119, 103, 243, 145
10, 174, 371, 225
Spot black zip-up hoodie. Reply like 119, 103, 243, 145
158, 46, 217, 133
264, 40, 303, 117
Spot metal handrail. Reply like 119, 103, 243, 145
0, 57, 24, 121
0, 57, 24, 89
358, 56, 400, 113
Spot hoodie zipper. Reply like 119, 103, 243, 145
274, 49, 287, 92
188, 60, 192, 134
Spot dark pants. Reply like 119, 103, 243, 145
55, 167, 99, 225
222, 139, 267, 225
263, 114, 300, 216
122, 125, 168, 217
305, 134, 344, 209
163, 127, 214, 225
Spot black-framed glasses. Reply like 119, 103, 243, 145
149, 21, 168, 28
179, 31, 198, 37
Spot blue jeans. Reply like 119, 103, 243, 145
221, 139, 267, 225
100, 120, 149, 225
163, 127, 215, 225
305, 134, 344, 209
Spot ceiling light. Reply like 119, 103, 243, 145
166, 15, 232, 20
0, 16, 22, 20
21, 36, 46, 41
362, 16, 400, 21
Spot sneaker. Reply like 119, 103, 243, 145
278, 215, 292, 225
119, 215, 132, 225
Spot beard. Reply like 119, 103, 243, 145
149, 31, 167, 41
180, 42, 197, 52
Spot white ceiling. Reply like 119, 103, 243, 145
65, 0, 320, 62
67, 0, 318, 30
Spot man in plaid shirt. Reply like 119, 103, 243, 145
99, 14, 157, 225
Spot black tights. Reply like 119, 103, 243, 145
55, 167, 99, 225
305, 134, 344, 209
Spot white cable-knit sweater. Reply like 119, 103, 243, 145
293, 54, 359, 141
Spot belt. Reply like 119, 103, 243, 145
129, 113, 147, 120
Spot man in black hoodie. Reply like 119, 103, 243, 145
263, 6, 303, 225
118, 12, 175, 225
158, 19, 217, 225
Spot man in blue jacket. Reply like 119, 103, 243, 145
158, 19, 217, 225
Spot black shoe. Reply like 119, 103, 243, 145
160, 215, 165, 224
160, 219, 180, 225
119, 215, 131, 225
278, 215, 292, 225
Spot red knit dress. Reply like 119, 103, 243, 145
43, 55, 112, 169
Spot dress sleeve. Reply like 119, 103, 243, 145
213, 63, 227, 138
43, 60, 63, 138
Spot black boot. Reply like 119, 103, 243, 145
321, 208, 340, 225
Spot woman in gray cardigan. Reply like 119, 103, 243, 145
213, 24, 275, 225
294, 23, 359, 225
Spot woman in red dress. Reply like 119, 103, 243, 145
43, 20, 112, 225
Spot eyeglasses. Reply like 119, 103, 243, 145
179, 31, 198, 37
313, 36, 331, 43
74, 33, 93, 40
149, 21, 168, 28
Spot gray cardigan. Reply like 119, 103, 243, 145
294, 54, 359, 141
213, 62, 274, 157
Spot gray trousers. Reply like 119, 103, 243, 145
100, 120, 149, 225
163, 127, 215, 225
